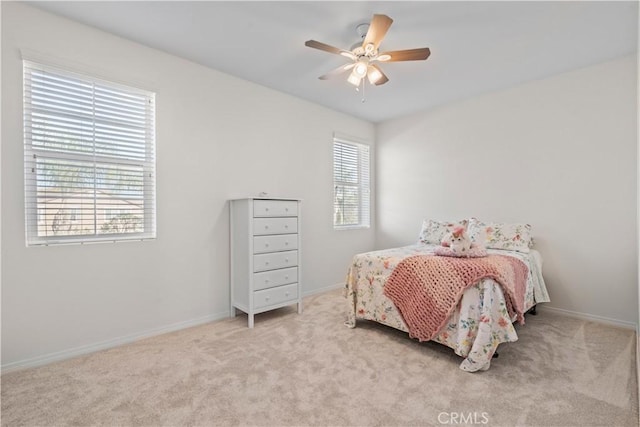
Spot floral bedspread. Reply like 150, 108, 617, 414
344, 244, 550, 372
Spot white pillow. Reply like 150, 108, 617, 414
467, 218, 533, 253
418, 219, 468, 245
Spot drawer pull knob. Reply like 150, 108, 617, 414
265, 279, 269, 283
285, 225, 288, 229
265, 225, 269, 229
285, 276, 289, 280
265, 208, 269, 211
266, 296, 270, 301
265, 243, 269, 247
285, 242, 289, 246
265, 261, 270, 265
285, 208, 289, 211
285, 292, 289, 297
285, 258, 289, 263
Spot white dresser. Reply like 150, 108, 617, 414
229, 198, 302, 328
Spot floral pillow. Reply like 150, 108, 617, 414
418, 219, 468, 245
467, 218, 533, 253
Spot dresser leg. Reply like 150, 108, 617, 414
298, 302, 303, 314
231, 306, 237, 317
248, 314, 254, 328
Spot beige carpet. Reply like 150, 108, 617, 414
1, 289, 638, 427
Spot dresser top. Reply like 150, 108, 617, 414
229, 197, 302, 201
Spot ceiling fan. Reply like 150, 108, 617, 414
305, 14, 431, 88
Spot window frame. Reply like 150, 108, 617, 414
332, 134, 371, 230
23, 60, 157, 246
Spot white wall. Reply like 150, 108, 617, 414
377, 55, 638, 326
1, 3, 375, 369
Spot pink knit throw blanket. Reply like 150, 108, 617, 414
383, 254, 529, 342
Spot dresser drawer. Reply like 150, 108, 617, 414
253, 267, 298, 291
253, 283, 298, 309
254, 200, 298, 218
253, 250, 298, 272
253, 234, 298, 254
253, 217, 297, 236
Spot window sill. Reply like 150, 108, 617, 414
334, 225, 371, 231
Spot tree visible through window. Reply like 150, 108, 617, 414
23, 60, 156, 245
333, 137, 370, 228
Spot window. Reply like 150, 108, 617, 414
333, 135, 370, 229
23, 60, 156, 245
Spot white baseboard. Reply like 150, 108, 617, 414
302, 282, 344, 297
538, 305, 636, 330
1, 310, 230, 374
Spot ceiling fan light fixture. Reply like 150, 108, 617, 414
354, 61, 368, 77
347, 70, 362, 87
367, 66, 383, 84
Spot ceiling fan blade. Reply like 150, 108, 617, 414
378, 48, 431, 62
368, 64, 389, 86
305, 40, 355, 60
362, 14, 393, 50
319, 63, 355, 80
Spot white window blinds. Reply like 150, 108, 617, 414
333, 136, 370, 228
23, 60, 156, 245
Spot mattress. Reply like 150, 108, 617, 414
345, 244, 550, 371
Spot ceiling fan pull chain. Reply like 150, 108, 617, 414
361, 78, 366, 103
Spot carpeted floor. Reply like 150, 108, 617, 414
1, 289, 638, 426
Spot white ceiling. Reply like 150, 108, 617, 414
29, 1, 638, 123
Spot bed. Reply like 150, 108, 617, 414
344, 218, 550, 372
